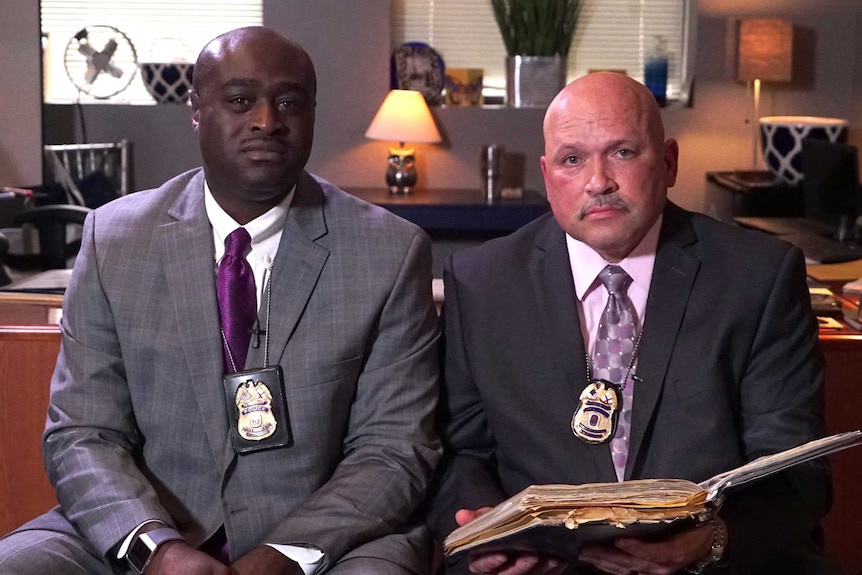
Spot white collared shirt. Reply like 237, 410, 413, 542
204, 182, 293, 311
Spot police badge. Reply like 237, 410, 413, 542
571, 379, 621, 444
236, 379, 277, 440
223, 366, 292, 454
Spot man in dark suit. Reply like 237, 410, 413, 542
0, 27, 440, 575
427, 72, 835, 575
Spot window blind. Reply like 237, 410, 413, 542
41, 0, 262, 104
392, 0, 691, 99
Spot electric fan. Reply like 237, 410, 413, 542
63, 25, 138, 100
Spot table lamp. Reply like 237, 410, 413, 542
738, 18, 793, 169
365, 89, 442, 194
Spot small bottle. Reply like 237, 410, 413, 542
644, 35, 668, 106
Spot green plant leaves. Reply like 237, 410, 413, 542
491, 0, 582, 57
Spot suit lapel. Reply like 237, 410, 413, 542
626, 204, 700, 478
244, 173, 329, 371
531, 219, 618, 482
158, 172, 234, 471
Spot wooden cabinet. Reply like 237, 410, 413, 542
820, 333, 862, 574
0, 295, 62, 534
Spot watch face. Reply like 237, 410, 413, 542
127, 535, 155, 572
391, 42, 445, 104
126, 528, 179, 573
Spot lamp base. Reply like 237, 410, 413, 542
388, 184, 414, 194
385, 148, 417, 195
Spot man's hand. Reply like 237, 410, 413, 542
146, 540, 232, 575
456, 508, 566, 575
231, 545, 304, 575
577, 521, 716, 575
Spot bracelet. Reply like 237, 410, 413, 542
685, 518, 727, 574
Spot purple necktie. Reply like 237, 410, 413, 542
593, 265, 639, 481
217, 228, 256, 372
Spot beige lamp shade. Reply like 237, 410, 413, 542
365, 90, 442, 145
738, 19, 793, 82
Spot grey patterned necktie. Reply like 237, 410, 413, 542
593, 265, 639, 481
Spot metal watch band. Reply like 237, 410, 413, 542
685, 519, 727, 574
125, 527, 182, 574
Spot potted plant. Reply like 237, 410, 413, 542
490, 0, 582, 107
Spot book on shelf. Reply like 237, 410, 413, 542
443, 430, 862, 562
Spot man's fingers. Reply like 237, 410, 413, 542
469, 552, 563, 575
469, 552, 510, 573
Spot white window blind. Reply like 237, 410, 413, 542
392, 0, 692, 101
41, 0, 262, 105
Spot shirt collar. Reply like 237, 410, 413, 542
204, 180, 294, 261
566, 213, 663, 301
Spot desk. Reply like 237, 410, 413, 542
0, 294, 62, 534
346, 188, 549, 236
348, 188, 550, 276
706, 171, 803, 217
815, 288, 862, 574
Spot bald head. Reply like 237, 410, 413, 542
544, 72, 665, 153
193, 26, 317, 100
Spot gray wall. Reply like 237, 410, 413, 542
9, 0, 862, 223
0, 2, 41, 187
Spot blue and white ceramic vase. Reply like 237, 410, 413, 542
760, 116, 848, 186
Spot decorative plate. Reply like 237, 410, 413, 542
391, 42, 445, 104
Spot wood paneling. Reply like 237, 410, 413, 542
0, 326, 60, 535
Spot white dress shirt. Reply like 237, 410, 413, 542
566, 215, 662, 355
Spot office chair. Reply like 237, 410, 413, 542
8, 205, 91, 271
0, 231, 11, 287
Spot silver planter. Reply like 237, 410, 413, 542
506, 55, 566, 108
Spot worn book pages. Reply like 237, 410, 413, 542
444, 430, 862, 560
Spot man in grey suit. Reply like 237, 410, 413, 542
427, 73, 836, 574
0, 27, 440, 575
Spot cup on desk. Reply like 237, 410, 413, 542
481, 144, 504, 204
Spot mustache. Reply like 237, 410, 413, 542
578, 194, 631, 220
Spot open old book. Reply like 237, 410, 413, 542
443, 430, 862, 561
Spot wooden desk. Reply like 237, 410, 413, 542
348, 188, 550, 276
816, 290, 862, 574
0, 294, 62, 535
346, 187, 549, 236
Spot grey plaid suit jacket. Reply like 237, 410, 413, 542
38, 168, 441, 571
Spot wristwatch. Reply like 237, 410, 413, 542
685, 518, 727, 574
125, 527, 182, 574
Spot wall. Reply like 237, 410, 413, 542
16, 1, 862, 224
0, 1, 41, 188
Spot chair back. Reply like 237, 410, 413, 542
11, 205, 91, 270
44, 140, 133, 199
0, 231, 11, 286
